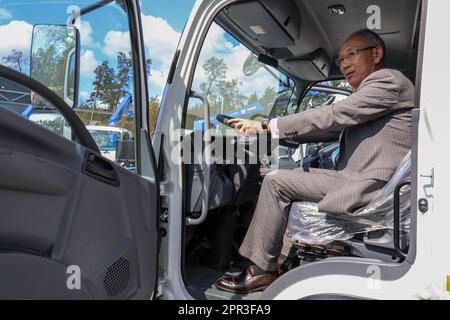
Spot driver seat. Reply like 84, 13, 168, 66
287, 151, 412, 262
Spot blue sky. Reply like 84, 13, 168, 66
0, 0, 196, 105
140, 0, 196, 32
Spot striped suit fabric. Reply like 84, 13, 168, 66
239, 68, 415, 270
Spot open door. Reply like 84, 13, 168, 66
0, 0, 159, 300
0, 66, 159, 300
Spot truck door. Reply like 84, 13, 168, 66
0, 0, 159, 299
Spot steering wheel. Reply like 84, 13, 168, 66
0, 65, 99, 153
215, 116, 272, 165
279, 139, 301, 149
216, 114, 237, 128
249, 113, 267, 120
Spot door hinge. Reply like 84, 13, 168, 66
420, 168, 434, 188
159, 180, 169, 222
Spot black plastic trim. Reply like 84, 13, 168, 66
167, 50, 180, 84
127, 0, 162, 299
394, 180, 411, 260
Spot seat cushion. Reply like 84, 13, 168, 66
288, 151, 412, 245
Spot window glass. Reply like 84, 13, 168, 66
298, 80, 353, 113
90, 130, 121, 152
0, 0, 137, 170
139, 0, 196, 137
187, 22, 294, 133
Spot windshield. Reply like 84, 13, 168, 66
89, 130, 121, 152
187, 22, 294, 133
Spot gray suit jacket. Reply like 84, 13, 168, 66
277, 68, 415, 215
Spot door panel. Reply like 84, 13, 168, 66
0, 106, 158, 299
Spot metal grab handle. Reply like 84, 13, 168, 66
186, 91, 211, 226
394, 180, 411, 260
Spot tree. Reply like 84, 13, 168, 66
144, 57, 152, 77
247, 92, 259, 105
89, 52, 152, 112
217, 78, 246, 112
2, 50, 29, 73
111, 51, 133, 111
201, 57, 227, 99
2, 50, 29, 74
148, 97, 160, 137
258, 86, 277, 113
89, 60, 115, 116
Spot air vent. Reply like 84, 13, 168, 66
103, 258, 130, 297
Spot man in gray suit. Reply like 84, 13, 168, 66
215, 29, 415, 293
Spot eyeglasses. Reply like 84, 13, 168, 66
335, 46, 377, 67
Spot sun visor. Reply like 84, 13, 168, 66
223, 1, 300, 48
283, 49, 331, 81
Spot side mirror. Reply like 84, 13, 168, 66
30, 24, 80, 108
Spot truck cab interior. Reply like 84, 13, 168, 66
182, 0, 422, 300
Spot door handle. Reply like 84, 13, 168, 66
394, 180, 410, 261
82, 152, 120, 186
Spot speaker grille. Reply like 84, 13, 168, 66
103, 258, 130, 297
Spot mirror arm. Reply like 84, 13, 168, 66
68, 0, 114, 26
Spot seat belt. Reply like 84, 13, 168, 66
335, 128, 346, 169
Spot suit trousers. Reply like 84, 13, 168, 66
239, 167, 341, 271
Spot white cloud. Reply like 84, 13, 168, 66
98, 15, 180, 95
139, 17, 277, 99
140, 14, 181, 93
79, 21, 95, 47
0, 7, 12, 20
149, 69, 168, 92
200, 23, 234, 57
79, 90, 90, 102
0, 20, 33, 59
102, 30, 131, 57
80, 49, 98, 76
192, 23, 279, 97
141, 15, 180, 62
99, 16, 277, 101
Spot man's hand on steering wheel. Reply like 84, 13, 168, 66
228, 118, 271, 136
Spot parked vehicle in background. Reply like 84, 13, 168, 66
87, 125, 135, 169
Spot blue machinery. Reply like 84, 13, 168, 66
22, 93, 134, 126
21, 104, 33, 119
108, 93, 133, 127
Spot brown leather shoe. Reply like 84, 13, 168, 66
215, 266, 278, 293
